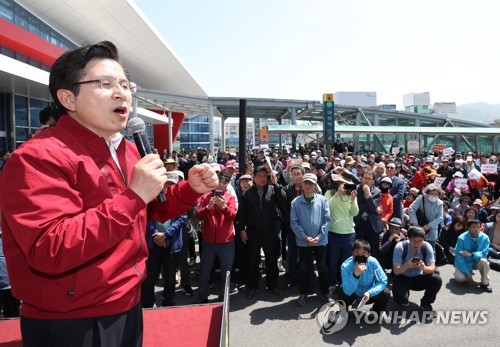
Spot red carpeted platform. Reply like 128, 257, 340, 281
0, 304, 223, 347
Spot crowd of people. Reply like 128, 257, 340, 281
128, 144, 499, 319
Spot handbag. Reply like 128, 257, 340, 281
415, 197, 429, 231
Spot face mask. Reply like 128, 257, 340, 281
455, 165, 461, 169
381, 187, 390, 193
428, 196, 438, 203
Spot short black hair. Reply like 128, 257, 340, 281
49, 41, 127, 114
254, 165, 268, 176
407, 226, 425, 239
466, 219, 481, 227
39, 105, 63, 125
352, 239, 371, 253
218, 173, 231, 182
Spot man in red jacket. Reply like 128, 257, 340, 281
195, 173, 237, 303
0, 41, 218, 346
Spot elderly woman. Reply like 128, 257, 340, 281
408, 183, 444, 251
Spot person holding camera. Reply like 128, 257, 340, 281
195, 173, 237, 303
355, 169, 383, 258
392, 226, 442, 315
326, 173, 359, 295
340, 239, 390, 315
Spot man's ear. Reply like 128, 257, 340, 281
56, 89, 76, 113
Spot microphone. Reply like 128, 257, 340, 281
127, 117, 166, 203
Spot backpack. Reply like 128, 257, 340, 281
401, 240, 428, 263
401, 240, 441, 273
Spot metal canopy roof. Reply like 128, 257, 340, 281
210, 97, 317, 121
18, 0, 208, 100
266, 125, 497, 135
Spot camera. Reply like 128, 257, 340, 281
214, 190, 222, 198
412, 256, 421, 264
344, 183, 357, 193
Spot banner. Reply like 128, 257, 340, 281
259, 128, 269, 143
443, 147, 454, 157
434, 177, 446, 186
407, 140, 420, 154
433, 144, 446, 153
454, 178, 468, 188
481, 164, 497, 174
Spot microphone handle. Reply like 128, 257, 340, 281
132, 132, 167, 203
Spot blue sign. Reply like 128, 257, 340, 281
323, 97, 335, 146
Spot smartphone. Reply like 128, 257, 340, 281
214, 190, 222, 198
354, 255, 368, 264
352, 297, 368, 309
412, 256, 421, 264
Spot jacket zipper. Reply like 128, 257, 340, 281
103, 138, 144, 299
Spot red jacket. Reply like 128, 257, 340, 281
411, 169, 428, 191
0, 116, 201, 319
197, 191, 237, 243
379, 193, 394, 223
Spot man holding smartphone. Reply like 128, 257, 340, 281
392, 226, 442, 316
340, 239, 390, 315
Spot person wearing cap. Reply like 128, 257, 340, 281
485, 210, 500, 260
410, 164, 433, 191
355, 162, 365, 179
327, 173, 359, 293
384, 162, 406, 220
379, 177, 394, 224
446, 171, 470, 199
232, 174, 254, 289
454, 219, 492, 292
283, 166, 312, 289
374, 162, 386, 182
164, 158, 178, 172
486, 202, 500, 223
290, 173, 331, 306
142, 171, 188, 308
195, 173, 238, 304
437, 157, 454, 189
472, 199, 488, 223
355, 169, 383, 258
465, 155, 480, 174
344, 155, 356, 173
238, 166, 287, 299
378, 217, 407, 270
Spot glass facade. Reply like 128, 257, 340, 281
334, 109, 499, 154
0, 0, 77, 72
0, 0, 77, 50
0, 0, 79, 152
180, 115, 210, 150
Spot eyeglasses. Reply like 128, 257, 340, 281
73, 76, 131, 93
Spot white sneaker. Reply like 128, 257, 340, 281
277, 257, 286, 272
379, 312, 391, 324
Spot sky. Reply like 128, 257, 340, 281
134, 0, 500, 110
